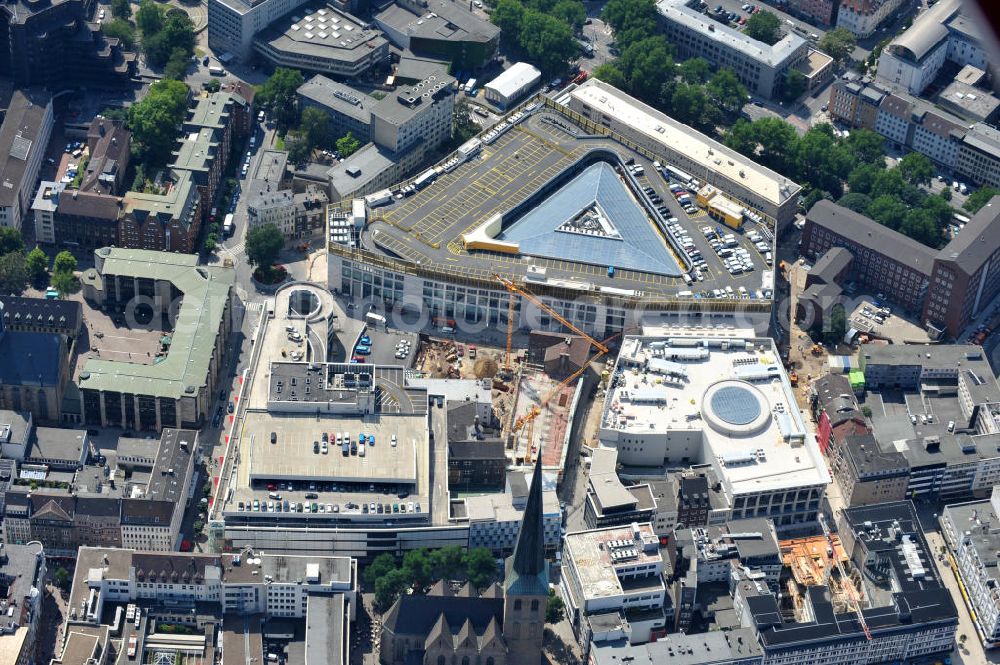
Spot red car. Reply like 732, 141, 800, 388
180, 540, 193, 552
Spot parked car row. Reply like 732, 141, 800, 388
238, 498, 422, 514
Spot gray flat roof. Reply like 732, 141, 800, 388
298, 75, 375, 124
0, 90, 51, 208
327, 142, 393, 194
371, 74, 456, 126
806, 200, 937, 275
657, 0, 806, 66
375, 1, 499, 45
256, 3, 387, 63
29, 427, 87, 464
306, 595, 345, 665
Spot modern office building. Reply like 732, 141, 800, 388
561, 522, 667, 649
78, 249, 235, 431
836, 0, 905, 38
253, 3, 389, 79
956, 123, 1000, 189
370, 74, 456, 154
875, 91, 966, 169
599, 330, 829, 530
566, 78, 801, 225
0, 90, 53, 232
876, 0, 988, 95
656, 0, 809, 100
208, 0, 312, 61
941, 487, 1000, 648
0, 0, 135, 87
462, 470, 562, 556
297, 75, 375, 143
583, 448, 657, 529
374, 0, 500, 70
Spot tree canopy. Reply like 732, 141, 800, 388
781, 68, 807, 103
25, 247, 48, 287
898, 152, 934, 185
744, 11, 781, 45
127, 78, 190, 167
963, 187, 1000, 214
142, 11, 195, 69
365, 546, 500, 610
245, 224, 284, 272
0, 227, 24, 255
818, 27, 856, 62
492, 0, 583, 75
336, 132, 362, 158
102, 18, 136, 49
111, 0, 131, 19
256, 68, 305, 131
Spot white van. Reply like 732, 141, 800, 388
678, 290, 694, 297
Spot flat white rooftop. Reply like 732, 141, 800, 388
601, 333, 829, 496
569, 79, 799, 208
564, 523, 662, 602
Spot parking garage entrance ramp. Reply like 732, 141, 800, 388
497, 161, 682, 276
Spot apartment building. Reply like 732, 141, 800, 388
0, 90, 53, 231
82, 116, 131, 196
674, 518, 782, 588
802, 200, 935, 312
2, 429, 196, 555
827, 78, 886, 129
170, 128, 223, 225
119, 172, 201, 252
941, 487, 1000, 648
875, 92, 966, 168
827, 432, 910, 506
0, 542, 45, 665
782, 0, 836, 25
876, 0, 988, 95
836, 0, 905, 38
656, 0, 809, 100
561, 523, 667, 649
956, 123, 1000, 189
246, 186, 295, 236
297, 75, 375, 143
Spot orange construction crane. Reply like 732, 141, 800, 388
819, 514, 872, 640
513, 332, 619, 464
494, 273, 610, 357
504, 292, 516, 372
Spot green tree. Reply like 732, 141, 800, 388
801, 188, 830, 211
550, 0, 586, 31
870, 167, 905, 199
204, 78, 221, 93
963, 187, 1000, 214
363, 553, 398, 588
451, 97, 480, 145
193, 519, 205, 532
592, 62, 626, 89
53, 567, 71, 590
203, 234, 218, 253
0, 227, 24, 255
867, 194, 907, 230
136, 0, 164, 35
464, 547, 499, 589
795, 125, 852, 196
25, 246, 48, 287
781, 68, 807, 103
403, 549, 434, 591
336, 132, 361, 158
163, 46, 191, 80
679, 57, 711, 84
300, 106, 329, 151
430, 546, 467, 582
111, 0, 131, 19
53, 250, 77, 275
744, 10, 781, 45
843, 129, 885, 166
898, 152, 934, 185
0, 251, 27, 294
670, 82, 715, 130
707, 67, 748, 113
51, 270, 77, 295
143, 12, 195, 67
825, 304, 846, 345
900, 208, 941, 246
753, 117, 799, 174
723, 119, 758, 156
519, 9, 579, 75
818, 27, 856, 62
102, 18, 136, 49
374, 568, 409, 610
601, 0, 657, 44
127, 78, 189, 167
245, 224, 284, 276
286, 133, 310, 164
492, 0, 525, 38
837, 192, 872, 213
847, 163, 881, 194
618, 36, 673, 104
546, 588, 566, 623
861, 405, 872, 418
256, 68, 305, 131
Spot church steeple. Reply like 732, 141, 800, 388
510, 453, 546, 578
502, 454, 549, 664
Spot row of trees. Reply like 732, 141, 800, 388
364, 546, 499, 609
492, 0, 583, 76
0, 229, 78, 295
594, 0, 747, 132
722, 117, 956, 247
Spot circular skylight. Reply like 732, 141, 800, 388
710, 385, 762, 426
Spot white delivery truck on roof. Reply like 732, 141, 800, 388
364, 189, 393, 208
